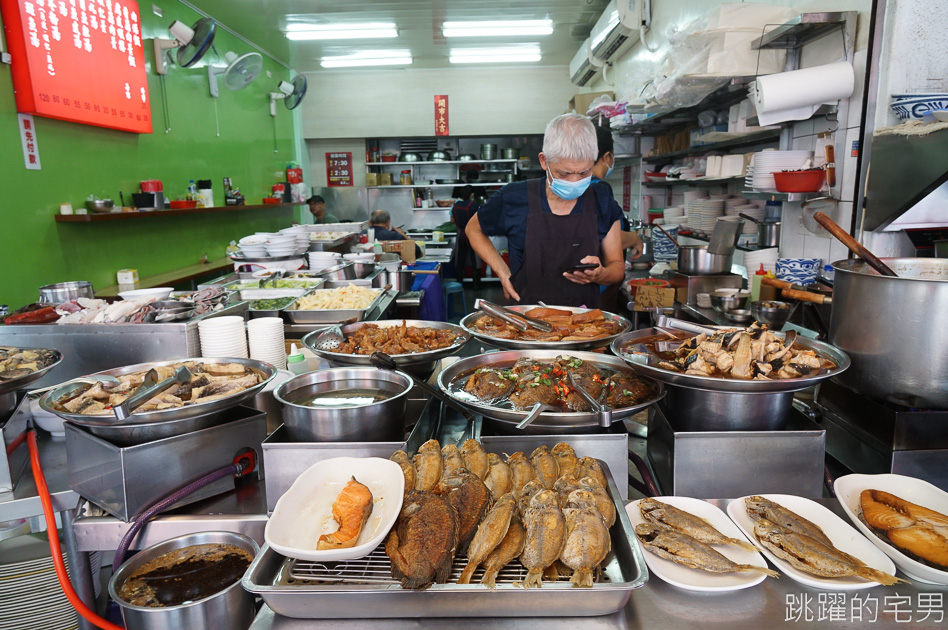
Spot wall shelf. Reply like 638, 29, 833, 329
741, 190, 815, 202
752, 12, 849, 50
54, 202, 303, 223
643, 176, 744, 188
367, 159, 518, 166
613, 80, 753, 136
643, 129, 781, 165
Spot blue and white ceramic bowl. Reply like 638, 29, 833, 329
776, 258, 821, 286
890, 95, 948, 121
652, 224, 679, 259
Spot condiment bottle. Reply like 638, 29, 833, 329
760, 271, 778, 301
287, 344, 308, 375
751, 264, 767, 302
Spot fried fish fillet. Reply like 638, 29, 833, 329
520, 489, 567, 588
386, 490, 458, 590
316, 477, 373, 550
561, 490, 611, 587
458, 493, 517, 584
460, 439, 490, 480
484, 452, 513, 501
639, 498, 756, 552
635, 522, 778, 578
412, 440, 442, 492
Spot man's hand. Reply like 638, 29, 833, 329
499, 271, 521, 302
563, 256, 602, 285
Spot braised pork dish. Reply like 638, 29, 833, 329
469, 307, 625, 343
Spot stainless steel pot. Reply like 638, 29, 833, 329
373, 269, 414, 293
660, 386, 795, 431
757, 222, 781, 248
502, 148, 520, 159
109, 531, 258, 630
677, 246, 732, 275
39, 281, 94, 303
830, 257, 948, 408
428, 150, 450, 161
313, 261, 356, 281
480, 144, 498, 160
274, 367, 412, 442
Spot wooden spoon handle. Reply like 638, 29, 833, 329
762, 277, 794, 290
812, 211, 897, 277
781, 288, 831, 305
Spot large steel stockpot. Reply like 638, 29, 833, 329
830, 258, 948, 408
677, 246, 732, 275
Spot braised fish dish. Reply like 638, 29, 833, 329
0, 347, 59, 381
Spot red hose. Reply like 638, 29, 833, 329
6, 429, 28, 456
27, 430, 124, 630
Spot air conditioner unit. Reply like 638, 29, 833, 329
589, 0, 646, 62
569, 38, 603, 86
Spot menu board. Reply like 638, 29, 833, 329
0, 0, 152, 133
325, 152, 352, 187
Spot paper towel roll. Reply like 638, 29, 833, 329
753, 61, 855, 126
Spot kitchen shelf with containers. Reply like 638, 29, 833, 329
364, 159, 522, 189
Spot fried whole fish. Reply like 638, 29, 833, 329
552, 442, 579, 480
517, 479, 546, 514
752, 518, 903, 585
390, 450, 415, 495
531, 445, 559, 490
460, 439, 490, 480
639, 498, 756, 552
441, 443, 465, 475
316, 477, 374, 550
481, 513, 526, 589
520, 489, 567, 588
412, 440, 442, 492
441, 468, 492, 552
577, 457, 608, 490
745, 496, 833, 547
507, 451, 536, 492
635, 522, 778, 578
386, 490, 458, 590
578, 476, 616, 528
458, 493, 517, 584
484, 453, 513, 501
561, 490, 612, 587
554, 475, 581, 509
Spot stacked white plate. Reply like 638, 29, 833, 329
0, 535, 79, 630
743, 247, 780, 275
265, 234, 299, 257
309, 251, 342, 270
725, 200, 766, 234
343, 252, 375, 264
247, 317, 286, 369
280, 226, 312, 252
198, 316, 248, 358
662, 206, 685, 223
688, 198, 727, 232
746, 150, 813, 192
238, 234, 268, 258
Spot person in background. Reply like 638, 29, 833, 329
308, 195, 340, 224
450, 186, 482, 289
591, 119, 644, 258
369, 209, 422, 259
465, 113, 625, 307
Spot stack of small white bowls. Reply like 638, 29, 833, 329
198, 316, 248, 358
308, 251, 342, 270
247, 317, 286, 369
238, 235, 268, 258
264, 233, 298, 258
743, 248, 780, 275
280, 227, 312, 254
725, 199, 764, 234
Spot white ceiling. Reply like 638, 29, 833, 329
186, 0, 611, 72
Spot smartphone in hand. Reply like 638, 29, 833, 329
569, 262, 600, 272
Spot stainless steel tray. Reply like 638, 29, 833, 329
301, 320, 470, 371
459, 305, 632, 351
610, 327, 851, 394
0, 347, 63, 396
436, 349, 664, 432
283, 288, 386, 324
242, 462, 647, 618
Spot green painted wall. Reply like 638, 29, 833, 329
0, 3, 301, 308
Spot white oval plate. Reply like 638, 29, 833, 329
626, 497, 769, 592
834, 473, 948, 585
265, 457, 404, 562
727, 494, 897, 590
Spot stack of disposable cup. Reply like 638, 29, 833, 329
198, 316, 248, 358
247, 317, 287, 369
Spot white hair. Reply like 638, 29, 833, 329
542, 113, 597, 164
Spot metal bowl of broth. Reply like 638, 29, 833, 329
274, 367, 413, 442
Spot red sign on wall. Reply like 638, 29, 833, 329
434, 94, 449, 136
0, 0, 152, 133
325, 152, 353, 187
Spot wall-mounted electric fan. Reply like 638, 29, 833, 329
152, 18, 216, 75
269, 75, 308, 116
208, 51, 264, 97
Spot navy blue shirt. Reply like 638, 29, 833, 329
372, 226, 422, 258
476, 179, 623, 275
592, 177, 630, 231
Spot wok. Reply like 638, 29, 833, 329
40, 357, 275, 445
436, 349, 664, 434
0, 347, 64, 397
302, 320, 470, 373
610, 328, 850, 394
459, 305, 631, 351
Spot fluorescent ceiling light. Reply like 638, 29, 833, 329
320, 51, 412, 68
286, 22, 398, 40
442, 19, 553, 38
449, 45, 542, 64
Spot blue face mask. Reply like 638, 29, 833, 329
548, 172, 591, 201
604, 157, 615, 179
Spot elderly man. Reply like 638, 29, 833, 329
466, 113, 625, 307
307, 195, 339, 224
369, 209, 422, 259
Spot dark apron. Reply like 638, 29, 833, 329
509, 178, 602, 308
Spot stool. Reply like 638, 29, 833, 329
443, 281, 466, 320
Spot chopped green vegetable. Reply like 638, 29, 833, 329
540, 378, 553, 386
264, 279, 319, 289
250, 296, 296, 310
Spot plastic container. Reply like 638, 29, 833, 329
759, 272, 778, 301
751, 264, 767, 302
287, 344, 308, 375
773, 170, 825, 193
400, 170, 412, 186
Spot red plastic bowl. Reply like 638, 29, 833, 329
169, 200, 198, 209
773, 169, 825, 193
644, 172, 668, 182
263, 198, 282, 205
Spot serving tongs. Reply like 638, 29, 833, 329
475, 299, 553, 333
259, 269, 287, 288
111, 366, 191, 422
567, 371, 613, 428
369, 352, 476, 424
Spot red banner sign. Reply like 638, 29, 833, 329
0, 0, 151, 133
325, 152, 353, 187
434, 94, 449, 136
622, 166, 632, 213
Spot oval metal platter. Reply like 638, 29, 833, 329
459, 305, 632, 351
610, 327, 850, 394
436, 349, 664, 430
302, 320, 470, 370
0, 347, 64, 396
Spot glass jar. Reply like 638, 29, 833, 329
400, 170, 412, 186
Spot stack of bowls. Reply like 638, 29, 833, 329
308, 251, 342, 270
264, 233, 298, 257
889, 93, 948, 121
238, 235, 268, 258
247, 317, 286, 369
198, 316, 248, 358
776, 258, 821, 286
280, 226, 312, 254
743, 248, 779, 275
651, 224, 678, 262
